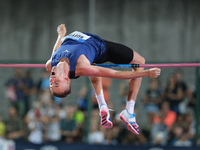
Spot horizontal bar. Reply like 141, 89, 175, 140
140, 63, 200, 68
96, 63, 200, 68
0, 64, 45, 68
0, 63, 200, 68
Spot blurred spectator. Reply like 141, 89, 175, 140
37, 69, 50, 92
150, 101, 177, 144
88, 122, 104, 144
182, 113, 195, 140
71, 104, 85, 126
163, 75, 181, 113
38, 88, 52, 106
187, 88, 196, 110
150, 123, 168, 146
55, 103, 66, 120
5, 68, 27, 117
22, 70, 35, 114
46, 115, 61, 142
164, 70, 188, 114
77, 87, 88, 111
60, 105, 79, 143
153, 101, 176, 129
0, 115, 6, 138
26, 102, 45, 121
4, 106, 24, 141
27, 110, 44, 144
174, 69, 187, 96
187, 75, 199, 111
143, 78, 162, 127
174, 69, 188, 113
170, 125, 192, 147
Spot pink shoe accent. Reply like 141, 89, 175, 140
119, 114, 139, 135
100, 107, 113, 129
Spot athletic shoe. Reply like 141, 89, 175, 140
119, 109, 140, 135
99, 104, 113, 129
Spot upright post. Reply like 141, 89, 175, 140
83, 0, 96, 143
84, 77, 92, 143
195, 67, 200, 145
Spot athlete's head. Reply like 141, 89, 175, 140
49, 66, 71, 98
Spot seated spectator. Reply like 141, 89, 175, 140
143, 78, 162, 126
4, 106, 24, 141
153, 101, 176, 129
60, 105, 79, 143
0, 115, 6, 138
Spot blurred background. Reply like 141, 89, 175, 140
0, 0, 200, 150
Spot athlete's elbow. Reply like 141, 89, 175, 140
45, 60, 51, 72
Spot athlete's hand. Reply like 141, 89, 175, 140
148, 68, 161, 78
57, 24, 67, 37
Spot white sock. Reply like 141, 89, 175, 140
95, 89, 107, 108
126, 100, 135, 114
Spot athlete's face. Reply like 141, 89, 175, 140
49, 66, 70, 94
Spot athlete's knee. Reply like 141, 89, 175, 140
140, 56, 145, 64
89, 76, 102, 83
137, 55, 145, 64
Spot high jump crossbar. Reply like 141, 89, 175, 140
0, 63, 200, 68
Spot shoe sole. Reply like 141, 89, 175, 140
119, 114, 139, 135
100, 108, 113, 129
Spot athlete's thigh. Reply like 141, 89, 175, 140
104, 40, 134, 64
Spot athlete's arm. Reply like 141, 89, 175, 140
46, 24, 67, 72
51, 24, 67, 57
76, 64, 161, 79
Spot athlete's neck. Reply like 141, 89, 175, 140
57, 58, 70, 77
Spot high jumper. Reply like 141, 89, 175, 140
45, 24, 161, 135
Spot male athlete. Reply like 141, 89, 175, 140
46, 24, 161, 135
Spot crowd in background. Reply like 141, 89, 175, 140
0, 68, 200, 147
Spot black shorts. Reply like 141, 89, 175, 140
94, 40, 134, 64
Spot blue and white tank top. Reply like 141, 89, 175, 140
51, 31, 106, 79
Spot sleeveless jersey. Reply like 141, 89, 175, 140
51, 31, 106, 79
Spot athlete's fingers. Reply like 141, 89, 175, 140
148, 68, 161, 78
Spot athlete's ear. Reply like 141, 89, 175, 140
64, 77, 71, 84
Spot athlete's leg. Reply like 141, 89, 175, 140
101, 40, 144, 134
128, 51, 145, 105
89, 76, 113, 129
102, 40, 145, 112
119, 51, 145, 135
